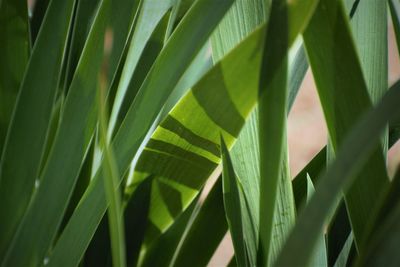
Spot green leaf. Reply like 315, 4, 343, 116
257, 1, 290, 264
356, 202, 400, 267
0, 0, 76, 260
356, 169, 400, 267
211, 2, 311, 265
333, 233, 354, 267
1, 0, 111, 265
140, 192, 199, 267
292, 147, 326, 211
257, 0, 319, 263
221, 137, 248, 267
123, 178, 152, 266
110, 10, 170, 136
170, 178, 228, 267
29, 0, 50, 44
306, 175, 328, 267
344, 0, 388, 106
48, 1, 234, 265
274, 80, 400, 267
132, 23, 264, 244
159, 41, 213, 120
302, 0, 389, 249
98, 78, 126, 267
108, 0, 174, 136
106, 0, 140, 82
288, 44, 308, 110
210, 3, 267, 263
62, 0, 102, 92
327, 202, 351, 266
0, 0, 29, 152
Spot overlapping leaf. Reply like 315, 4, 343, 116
48, 1, 235, 266
0, 0, 76, 260
302, 0, 389, 249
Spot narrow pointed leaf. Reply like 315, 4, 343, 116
98, 81, 126, 267
170, 178, 227, 267
49, 1, 235, 265
302, 0, 389, 249
221, 137, 248, 267
333, 233, 354, 267
306, 175, 328, 267
140, 192, 199, 267
0, 0, 76, 260
29, 0, 50, 44
108, 0, 174, 135
275, 81, 400, 267
0, 0, 29, 152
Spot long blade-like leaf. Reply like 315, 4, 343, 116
0, 0, 29, 152
170, 178, 228, 267
98, 78, 126, 267
48, 1, 234, 265
140, 192, 199, 267
0, 0, 76, 260
302, 0, 389, 249
257, 1, 290, 264
356, 169, 400, 266
306, 175, 328, 267
1, 0, 111, 265
221, 137, 248, 267
108, 0, 174, 136
275, 80, 400, 267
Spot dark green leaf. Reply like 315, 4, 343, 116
221, 137, 249, 267
0, 0, 76, 260
275, 80, 400, 267
170, 178, 227, 267
48, 1, 235, 265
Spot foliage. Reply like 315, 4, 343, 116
0, 0, 399, 266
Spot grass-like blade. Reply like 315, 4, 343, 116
356, 169, 400, 266
306, 175, 328, 267
221, 137, 248, 267
274, 80, 400, 266
48, 1, 234, 265
292, 147, 326, 211
62, 0, 101, 92
108, 0, 174, 136
29, 0, 50, 44
212, 2, 310, 264
257, 0, 290, 264
0, 0, 29, 152
0, 0, 76, 260
333, 233, 354, 267
110, 10, 170, 135
98, 75, 126, 267
302, 0, 389, 249
140, 192, 199, 267
170, 178, 227, 267
327, 202, 351, 266
1, 0, 111, 265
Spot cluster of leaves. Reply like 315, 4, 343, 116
0, 0, 400, 266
